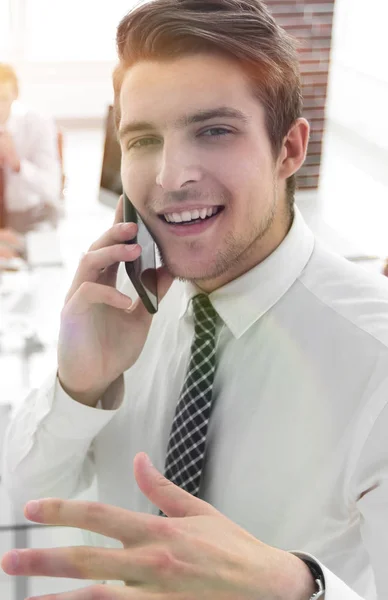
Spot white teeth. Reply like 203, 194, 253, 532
163, 207, 221, 223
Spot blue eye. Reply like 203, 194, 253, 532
201, 127, 232, 137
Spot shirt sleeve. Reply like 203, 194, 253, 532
292, 552, 364, 599
319, 563, 363, 599
5, 111, 61, 211
2, 371, 124, 513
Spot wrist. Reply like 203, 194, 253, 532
294, 557, 318, 599
290, 553, 325, 599
276, 551, 317, 600
57, 373, 106, 408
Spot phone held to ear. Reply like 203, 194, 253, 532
123, 193, 158, 314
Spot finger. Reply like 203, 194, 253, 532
64, 281, 134, 315
88, 221, 137, 253
23, 585, 177, 600
65, 243, 141, 303
98, 265, 174, 323
2, 544, 201, 594
22, 586, 158, 600
77, 242, 140, 285
22, 498, 162, 546
2, 545, 197, 592
23, 585, 131, 600
134, 453, 219, 519
2, 546, 139, 582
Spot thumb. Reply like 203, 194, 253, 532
134, 452, 218, 518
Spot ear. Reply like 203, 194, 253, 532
277, 118, 310, 180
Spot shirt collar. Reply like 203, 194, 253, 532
179, 207, 315, 339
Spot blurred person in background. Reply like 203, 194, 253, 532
0, 228, 24, 260
0, 63, 61, 237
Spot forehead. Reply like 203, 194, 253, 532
119, 53, 265, 127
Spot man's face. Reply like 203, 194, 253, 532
0, 81, 16, 126
119, 54, 288, 287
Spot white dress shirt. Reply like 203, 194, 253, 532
4, 101, 61, 212
4, 208, 388, 599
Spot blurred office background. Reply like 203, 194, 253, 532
1, 1, 388, 598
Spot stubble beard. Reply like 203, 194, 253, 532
156, 195, 278, 284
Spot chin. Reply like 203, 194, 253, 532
160, 253, 229, 283
164, 263, 214, 282
158, 233, 247, 283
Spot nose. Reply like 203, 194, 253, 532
155, 140, 202, 191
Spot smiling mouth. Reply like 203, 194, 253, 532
159, 206, 225, 225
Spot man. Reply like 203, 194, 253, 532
2, 1, 388, 598
0, 63, 61, 234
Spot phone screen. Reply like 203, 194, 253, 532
123, 194, 158, 313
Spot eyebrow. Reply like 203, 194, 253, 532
118, 107, 250, 140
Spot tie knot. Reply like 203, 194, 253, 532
192, 294, 217, 336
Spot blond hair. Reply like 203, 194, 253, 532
0, 63, 19, 96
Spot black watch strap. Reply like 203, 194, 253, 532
291, 553, 325, 599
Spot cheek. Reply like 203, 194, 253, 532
121, 158, 154, 200
207, 153, 248, 197
211, 157, 256, 205
221, 167, 275, 223
211, 141, 266, 189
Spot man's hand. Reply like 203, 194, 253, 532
57, 195, 173, 407
0, 131, 20, 172
1, 453, 315, 600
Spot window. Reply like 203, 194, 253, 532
333, 0, 388, 82
25, 0, 137, 62
0, 0, 11, 60
3, 0, 144, 63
